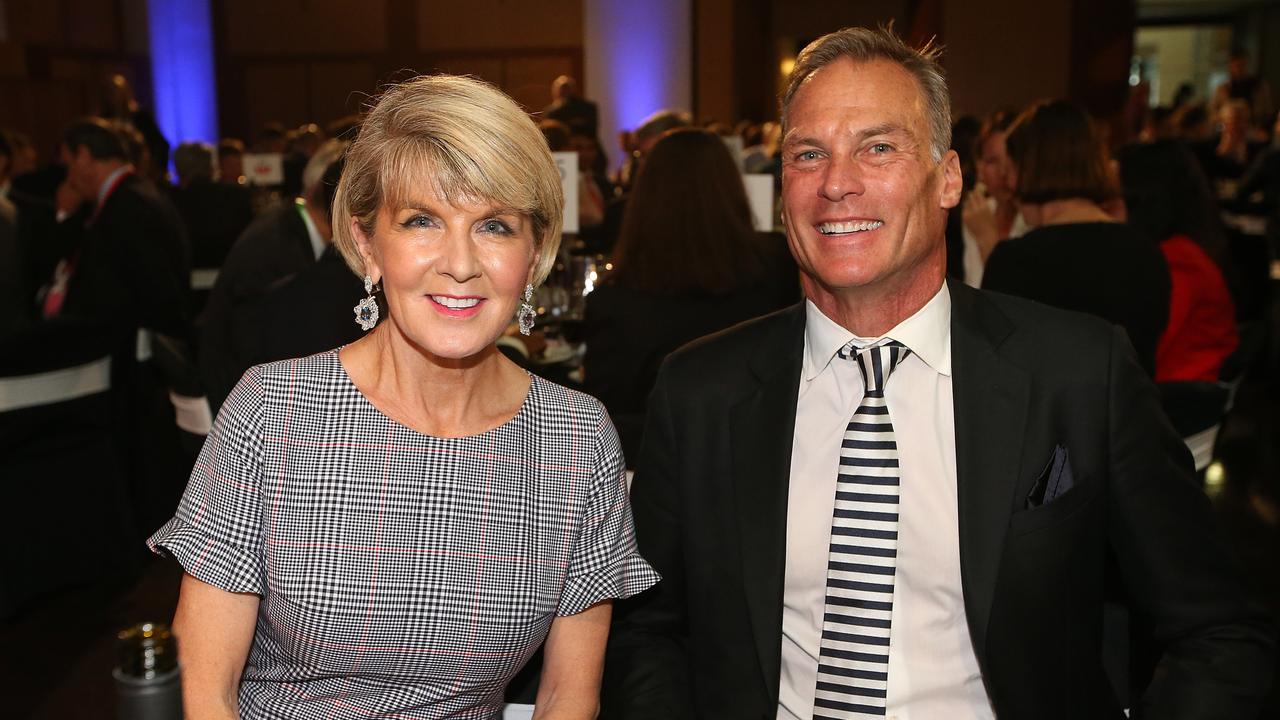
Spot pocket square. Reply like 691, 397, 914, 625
1025, 444, 1074, 509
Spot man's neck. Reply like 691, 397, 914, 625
804, 264, 946, 338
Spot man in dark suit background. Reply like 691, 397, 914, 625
38, 117, 194, 538
603, 26, 1273, 720
45, 118, 190, 340
198, 139, 346, 414
543, 75, 599, 137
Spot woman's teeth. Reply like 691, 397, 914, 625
819, 220, 884, 235
431, 296, 481, 309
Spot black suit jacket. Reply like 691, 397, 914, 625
61, 174, 191, 341
199, 203, 314, 414
603, 281, 1273, 719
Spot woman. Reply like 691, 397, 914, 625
978, 100, 1171, 376
959, 109, 1031, 286
149, 75, 659, 719
1119, 140, 1237, 382
582, 128, 798, 462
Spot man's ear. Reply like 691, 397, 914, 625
351, 216, 381, 283
938, 149, 963, 210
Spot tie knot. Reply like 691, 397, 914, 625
837, 340, 911, 394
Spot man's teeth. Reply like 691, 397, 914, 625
819, 220, 883, 235
431, 296, 481, 309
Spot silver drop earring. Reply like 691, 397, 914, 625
354, 275, 380, 331
517, 283, 536, 336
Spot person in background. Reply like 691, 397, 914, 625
281, 122, 325, 198
151, 73, 657, 719
539, 119, 604, 231
597, 109, 693, 253
42, 118, 189, 341
582, 127, 798, 462
99, 73, 170, 184
216, 138, 247, 186
604, 26, 1273, 720
1173, 102, 1213, 143
743, 120, 782, 175
959, 109, 1029, 287
243, 158, 363, 366
1120, 140, 1237, 383
1212, 50, 1274, 133
978, 100, 1171, 376
199, 139, 347, 415
1139, 105, 1177, 142
544, 74, 599, 137
253, 122, 287, 154
170, 142, 254, 273
944, 114, 979, 284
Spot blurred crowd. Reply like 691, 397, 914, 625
1, 51, 1278, 615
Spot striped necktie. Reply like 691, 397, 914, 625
813, 340, 911, 719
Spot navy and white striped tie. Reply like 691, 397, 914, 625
813, 340, 911, 719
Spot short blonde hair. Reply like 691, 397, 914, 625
332, 75, 564, 284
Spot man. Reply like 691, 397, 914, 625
170, 141, 254, 273
544, 75, 599, 136
603, 26, 1273, 719
199, 139, 346, 414
43, 118, 189, 340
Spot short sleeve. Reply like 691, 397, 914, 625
147, 366, 267, 595
557, 406, 661, 616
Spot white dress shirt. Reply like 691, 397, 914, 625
778, 285, 995, 720
296, 198, 327, 260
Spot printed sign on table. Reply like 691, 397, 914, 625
242, 153, 285, 186
743, 173, 776, 232
551, 151, 580, 234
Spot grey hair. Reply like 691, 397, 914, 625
302, 138, 350, 197
781, 25, 951, 162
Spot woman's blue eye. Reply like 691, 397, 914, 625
404, 215, 432, 229
482, 219, 512, 234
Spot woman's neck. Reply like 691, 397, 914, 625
341, 322, 529, 437
1030, 197, 1115, 227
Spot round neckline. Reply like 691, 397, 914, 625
328, 349, 536, 440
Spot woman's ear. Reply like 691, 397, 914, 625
351, 216, 381, 283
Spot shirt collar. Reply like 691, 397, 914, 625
296, 198, 326, 260
802, 283, 952, 381
95, 165, 133, 208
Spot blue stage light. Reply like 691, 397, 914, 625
147, 0, 218, 152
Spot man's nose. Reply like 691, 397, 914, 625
820, 155, 865, 202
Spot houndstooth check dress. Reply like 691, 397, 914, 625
149, 350, 659, 719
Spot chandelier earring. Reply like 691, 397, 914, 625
354, 275, 380, 331
517, 283, 536, 336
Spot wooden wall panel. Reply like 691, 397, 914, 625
415, 0, 581, 51
224, 0, 388, 56
429, 56, 503, 81
65, 0, 120, 51
504, 54, 575, 111
308, 60, 378, 122
4, 0, 63, 46
243, 63, 309, 134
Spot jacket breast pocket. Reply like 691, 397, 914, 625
1008, 482, 1099, 538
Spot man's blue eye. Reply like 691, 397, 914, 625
871, 143, 892, 154
798, 150, 820, 161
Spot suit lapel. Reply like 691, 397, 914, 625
949, 282, 1029, 666
731, 303, 805, 702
